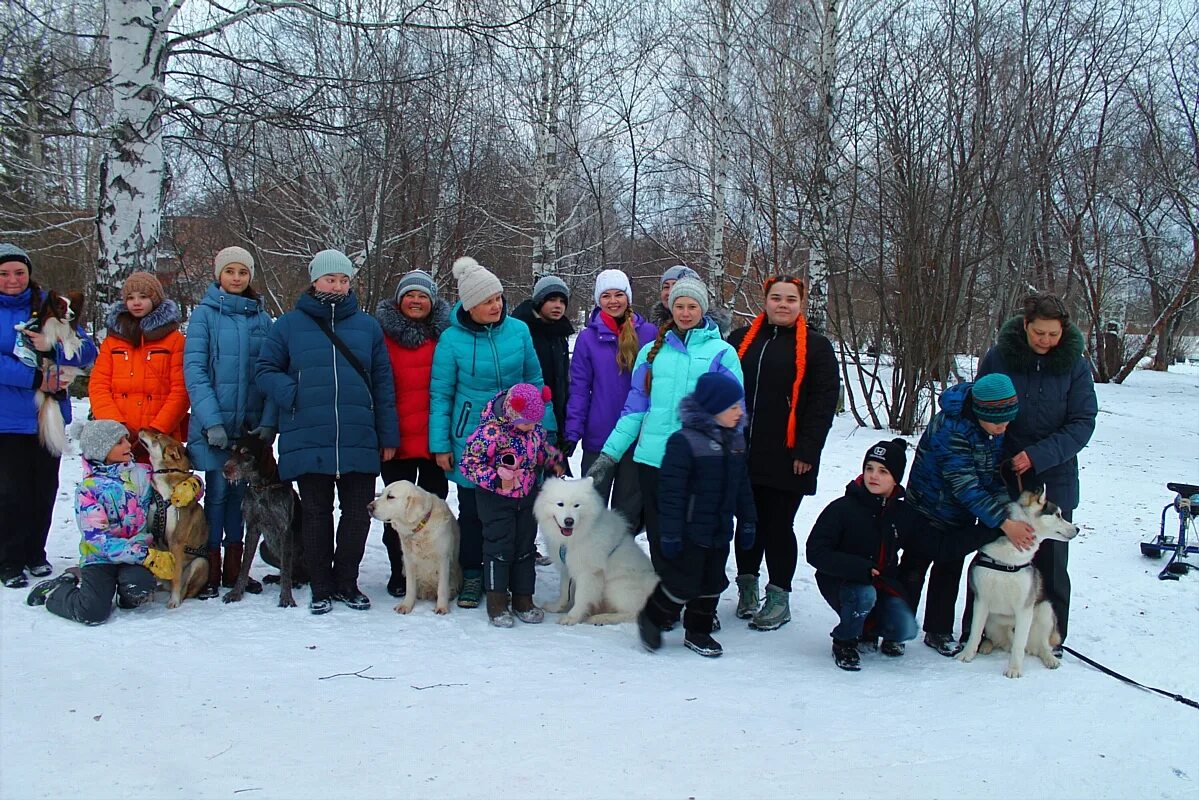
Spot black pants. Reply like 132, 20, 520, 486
898, 537, 965, 637
45, 563, 156, 625
639, 464, 664, 570
456, 486, 484, 573
643, 542, 730, 634
0, 434, 61, 577
380, 458, 449, 577
475, 489, 538, 595
581, 449, 644, 533
296, 472, 376, 600
734, 484, 802, 590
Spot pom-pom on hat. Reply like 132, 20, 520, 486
80, 419, 129, 463
593, 268, 632, 306
122, 271, 165, 307
309, 249, 356, 283
971, 374, 1020, 423
394, 269, 437, 304
660, 264, 699, 287
213, 246, 254, 280
864, 438, 909, 480
504, 383, 549, 425
692, 372, 744, 416
667, 277, 709, 315
532, 275, 570, 309
452, 256, 504, 311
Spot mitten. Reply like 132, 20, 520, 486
248, 425, 275, 444
560, 439, 578, 458
584, 453, 617, 483
205, 425, 228, 450
143, 549, 176, 580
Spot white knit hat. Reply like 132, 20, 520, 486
667, 277, 709, 315
593, 269, 632, 307
214, 246, 255, 280
452, 256, 503, 311
80, 420, 129, 462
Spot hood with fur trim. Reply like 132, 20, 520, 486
376, 297, 450, 349
105, 298, 182, 346
994, 315, 1085, 376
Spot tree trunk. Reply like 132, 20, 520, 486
706, 0, 732, 304
806, 0, 838, 333
531, 2, 566, 281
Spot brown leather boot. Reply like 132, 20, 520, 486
511, 593, 545, 624
486, 591, 514, 628
198, 547, 220, 599
222, 543, 262, 593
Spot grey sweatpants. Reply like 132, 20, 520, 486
476, 490, 538, 595
45, 563, 155, 625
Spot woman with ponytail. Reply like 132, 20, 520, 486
726, 275, 839, 631
564, 269, 658, 523
588, 277, 743, 572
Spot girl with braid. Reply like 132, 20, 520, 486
726, 275, 839, 631
586, 277, 744, 574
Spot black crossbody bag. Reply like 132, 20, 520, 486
313, 317, 372, 391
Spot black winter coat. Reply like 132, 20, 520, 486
658, 396, 758, 549
728, 321, 840, 495
512, 299, 573, 439
978, 317, 1097, 511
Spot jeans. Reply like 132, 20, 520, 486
822, 581, 918, 642
204, 469, 247, 548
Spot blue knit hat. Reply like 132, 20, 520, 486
660, 264, 699, 287
0, 243, 32, 270
971, 374, 1019, 423
692, 372, 744, 415
309, 249, 356, 283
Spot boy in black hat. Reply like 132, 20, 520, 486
511, 275, 572, 450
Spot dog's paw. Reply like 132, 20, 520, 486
1003, 664, 1024, 678
435, 605, 449, 615
957, 648, 977, 663
278, 595, 297, 608
222, 590, 244, 604
166, 598, 182, 610
394, 603, 415, 615
558, 614, 583, 626
1040, 653, 1061, 670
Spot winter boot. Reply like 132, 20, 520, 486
387, 571, 406, 598
333, 585, 371, 611
117, 583, 155, 609
309, 596, 333, 615
197, 548, 221, 599
637, 607, 662, 651
27, 561, 53, 578
222, 543, 262, 593
734, 574, 759, 620
1, 566, 28, 589
684, 630, 723, 657
833, 639, 862, 671
857, 636, 879, 653
383, 529, 406, 597
924, 632, 963, 657
25, 573, 77, 606
457, 570, 483, 609
880, 640, 906, 657
511, 594, 545, 624
749, 584, 791, 631
486, 591, 514, 628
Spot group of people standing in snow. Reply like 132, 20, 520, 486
0, 240, 1095, 669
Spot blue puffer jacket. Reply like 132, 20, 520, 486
428, 302, 546, 488
0, 287, 97, 435
906, 382, 1010, 530
601, 318, 743, 468
978, 317, 1097, 511
255, 291, 398, 481
658, 395, 757, 549
184, 283, 278, 470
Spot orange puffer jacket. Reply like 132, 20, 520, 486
89, 299, 189, 442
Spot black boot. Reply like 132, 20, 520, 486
197, 548, 220, 600
880, 640, 906, 657
924, 632, 963, 657
26, 573, 77, 606
683, 596, 722, 657
684, 630, 723, 657
382, 527, 406, 598
333, 585, 371, 610
833, 639, 862, 671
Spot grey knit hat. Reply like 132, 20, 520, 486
394, 269, 437, 304
214, 246, 255, 280
667, 276, 709, 315
660, 264, 699, 287
80, 419, 129, 463
309, 249, 356, 283
532, 275, 570, 309
452, 256, 503, 311
0, 243, 32, 270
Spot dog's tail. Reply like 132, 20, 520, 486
38, 398, 69, 457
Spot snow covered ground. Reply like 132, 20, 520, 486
2, 367, 1197, 800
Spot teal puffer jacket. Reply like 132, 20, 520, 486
184, 283, 278, 471
428, 302, 546, 487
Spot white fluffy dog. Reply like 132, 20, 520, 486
368, 480, 461, 615
534, 477, 658, 625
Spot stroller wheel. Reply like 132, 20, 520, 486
1140, 542, 1163, 559
1166, 561, 1190, 575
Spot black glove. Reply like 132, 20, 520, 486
584, 452, 617, 483
561, 439, 578, 458
205, 425, 228, 450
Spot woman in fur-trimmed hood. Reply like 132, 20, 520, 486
89, 271, 190, 448
977, 293, 1097, 645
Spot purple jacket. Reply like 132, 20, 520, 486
564, 308, 659, 453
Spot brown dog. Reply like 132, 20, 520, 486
138, 429, 208, 608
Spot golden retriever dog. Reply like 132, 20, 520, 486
368, 480, 461, 614
138, 429, 208, 608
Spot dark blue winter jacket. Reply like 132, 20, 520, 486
906, 382, 1010, 530
255, 291, 398, 481
0, 287, 97, 435
978, 317, 1097, 511
657, 395, 757, 550
184, 283, 278, 470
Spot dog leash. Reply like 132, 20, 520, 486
1062, 646, 1199, 710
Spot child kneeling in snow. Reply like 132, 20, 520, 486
459, 383, 564, 627
26, 420, 175, 624
637, 372, 757, 658
805, 439, 922, 671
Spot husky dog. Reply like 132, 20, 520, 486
534, 477, 658, 625
958, 489, 1080, 678
17, 290, 84, 456
138, 429, 209, 608
368, 481, 461, 614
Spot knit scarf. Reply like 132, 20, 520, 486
736, 313, 808, 448
308, 288, 346, 305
